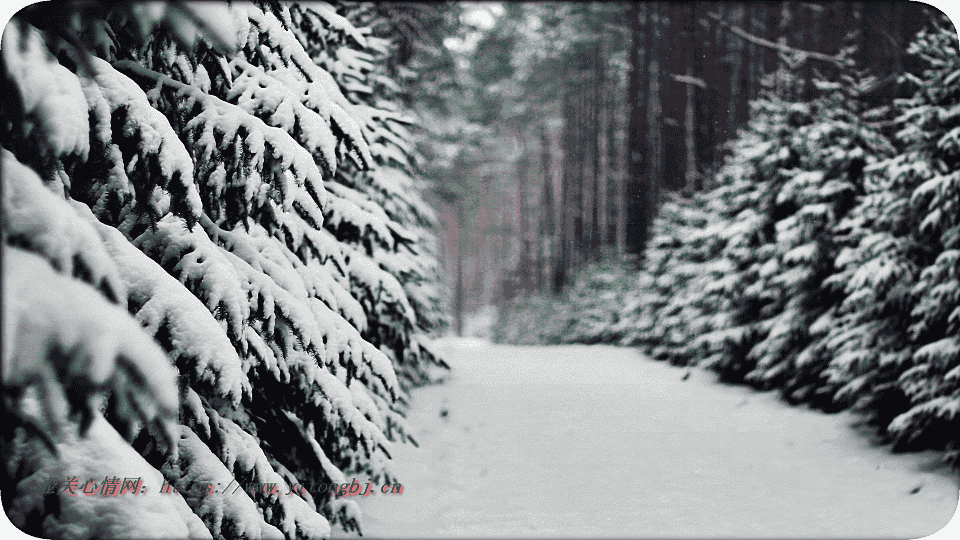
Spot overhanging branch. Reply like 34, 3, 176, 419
707, 11, 843, 67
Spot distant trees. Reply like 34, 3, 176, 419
433, 2, 930, 320
495, 7, 959, 467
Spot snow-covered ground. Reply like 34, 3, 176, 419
333, 338, 959, 539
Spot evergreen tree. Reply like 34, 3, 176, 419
890, 20, 960, 459
291, 2, 449, 390
2, 2, 446, 538
823, 19, 960, 457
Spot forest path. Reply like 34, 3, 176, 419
333, 339, 958, 538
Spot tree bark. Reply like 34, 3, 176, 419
694, 1, 715, 188
614, 15, 628, 257
580, 50, 596, 263
727, 4, 745, 136
454, 199, 466, 336
683, 2, 696, 193
625, 1, 650, 256
662, 2, 684, 192
596, 28, 611, 248
538, 123, 553, 293
554, 92, 577, 292
645, 2, 662, 235
515, 130, 531, 292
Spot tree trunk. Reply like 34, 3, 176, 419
515, 130, 531, 292
625, 1, 650, 256
454, 200, 466, 336
729, 4, 747, 133
777, 1, 791, 99
694, 1, 715, 189
645, 2, 663, 236
683, 2, 696, 193
596, 29, 611, 248
746, 2, 759, 104
539, 123, 554, 293
580, 51, 596, 264
614, 21, 628, 257
554, 92, 577, 292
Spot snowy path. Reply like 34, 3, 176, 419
334, 339, 958, 538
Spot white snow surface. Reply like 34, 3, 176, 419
333, 339, 959, 539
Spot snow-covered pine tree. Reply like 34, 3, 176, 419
689, 77, 812, 384
892, 20, 960, 459
741, 70, 895, 407
636, 194, 731, 365
289, 2, 448, 392
2, 2, 446, 538
547, 257, 633, 345
599, 192, 729, 367
682, 65, 895, 406
823, 18, 960, 458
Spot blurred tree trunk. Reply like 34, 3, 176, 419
614, 14, 628, 257
554, 91, 575, 291
713, 2, 729, 159
454, 199, 466, 336
580, 49, 596, 263
662, 2, 684, 192
645, 2, 663, 239
682, 2, 696, 193
763, 1, 781, 78
694, 1, 714, 190
776, 1, 791, 99
539, 123, 554, 293
745, 2, 760, 105
625, 1, 650, 256
596, 29, 611, 248
728, 4, 747, 135
515, 130, 532, 292
572, 79, 586, 275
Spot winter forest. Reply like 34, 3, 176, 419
1, 1, 959, 539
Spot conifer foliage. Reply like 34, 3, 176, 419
858, 22, 960, 454
2, 2, 446, 538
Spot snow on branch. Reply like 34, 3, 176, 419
2, 150, 124, 302
170, 427, 285, 540
112, 59, 328, 230
295, 2, 368, 50
3, 246, 179, 444
228, 56, 340, 176
99, 215, 251, 406
244, 6, 373, 170
1, 22, 90, 164
201, 409, 332, 539
87, 57, 202, 225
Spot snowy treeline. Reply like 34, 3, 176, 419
2, 2, 445, 538
497, 18, 959, 466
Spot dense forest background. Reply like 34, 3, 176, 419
432, 1, 932, 329
441, 2, 959, 468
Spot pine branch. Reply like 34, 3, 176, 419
707, 11, 842, 67
112, 59, 329, 216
